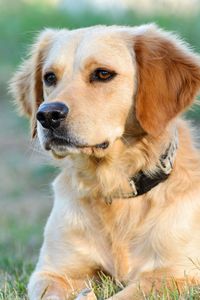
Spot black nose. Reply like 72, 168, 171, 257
36, 102, 69, 129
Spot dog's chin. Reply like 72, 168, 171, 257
51, 147, 80, 159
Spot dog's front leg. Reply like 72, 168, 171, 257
27, 221, 99, 299
28, 270, 95, 300
105, 269, 200, 300
28, 177, 103, 300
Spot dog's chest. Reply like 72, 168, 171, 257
92, 197, 193, 280
52, 171, 198, 282
89, 198, 167, 279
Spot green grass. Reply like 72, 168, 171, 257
1, 263, 200, 300
1, 1, 200, 299
0, 219, 40, 300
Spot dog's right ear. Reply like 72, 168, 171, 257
9, 29, 56, 138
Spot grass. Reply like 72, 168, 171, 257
1, 266, 200, 300
1, 1, 200, 299
0, 219, 40, 300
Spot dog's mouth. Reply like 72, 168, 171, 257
44, 136, 110, 158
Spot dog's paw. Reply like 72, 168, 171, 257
75, 288, 97, 300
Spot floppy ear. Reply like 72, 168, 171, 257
10, 29, 56, 138
134, 25, 200, 136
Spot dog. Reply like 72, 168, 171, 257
10, 24, 200, 300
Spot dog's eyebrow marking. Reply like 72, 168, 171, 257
82, 59, 100, 70
80, 58, 116, 75
42, 63, 66, 77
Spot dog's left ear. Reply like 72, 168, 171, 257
133, 25, 200, 136
9, 29, 56, 138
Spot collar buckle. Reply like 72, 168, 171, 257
159, 129, 178, 175
129, 179, 138, 196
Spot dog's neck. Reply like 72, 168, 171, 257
71, 125, 178, 202
106, 131, 178, 202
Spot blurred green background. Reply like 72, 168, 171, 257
0, 0, 200, 298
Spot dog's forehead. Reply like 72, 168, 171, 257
45, 27, 133, 71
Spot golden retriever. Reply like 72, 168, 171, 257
10, 24, 200, 300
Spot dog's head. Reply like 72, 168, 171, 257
10, 24, 200, 158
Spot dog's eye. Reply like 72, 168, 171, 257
90, 69, 116, 82
44, 72, 57, 86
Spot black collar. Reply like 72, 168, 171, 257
105, 132, 178, 203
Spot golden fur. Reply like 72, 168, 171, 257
10, 24, 200, 299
